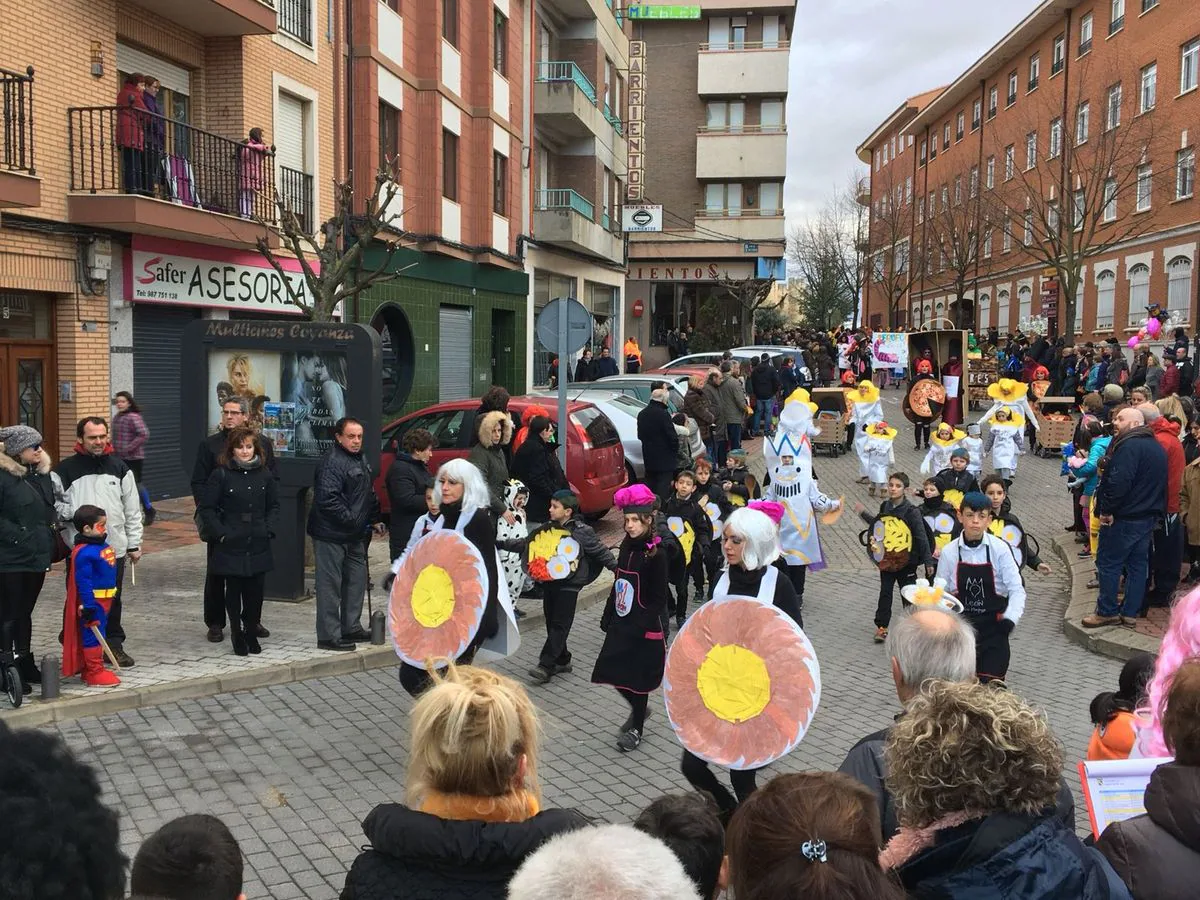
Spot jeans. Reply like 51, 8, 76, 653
752, 398, 773, 435
1096, 516, 1156, 617
314, 538, 367, 641
875, 569, 917, 628
727, 423, 743, 452
538, 584, 578, 670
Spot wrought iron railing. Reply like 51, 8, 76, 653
279, 0, 312, 45
603, 105, 623, 134
279, 165, 313, 233
535, 61, 598, 104
699, 40, 792, 51
696, 123, 786, 134
1, 66, 35, 174
535, 188, 595, 220
67, 105, 277, 222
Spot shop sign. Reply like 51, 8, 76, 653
623, 204, 663, 232
126, 237, 311, 314
626, 5, 701, 18
630, 261, 754, 281
627, 42, 646, 202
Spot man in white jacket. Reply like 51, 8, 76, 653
935, 490, 1025, 683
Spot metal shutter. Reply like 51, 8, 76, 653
275, 93, 305, 170
132, 305, 200, 500
115, 44, 191, 95
438, 306, 473, 401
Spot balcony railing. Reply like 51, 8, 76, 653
698, 206, 784, 217
535, 62, 597, 104
1109, 15, 1124, 35
536, 188, 594, 220
2, 66, 35, 174
279, 165, 313, 233
699, 40, 791, 51
279, 0, 312, 45
602, 105, 623, 134
67, 105, 277, 222
697, 123, 786, 134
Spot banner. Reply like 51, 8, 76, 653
871, 333, 909, 370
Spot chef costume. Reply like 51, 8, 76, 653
962, 424, 984, 476
934, 491, 1026, 682
984, 409, 1026, 481
847, 380, 885, 480
920, 423, 967, 476
862, 420, 898, 494
979, 378, 1040, 433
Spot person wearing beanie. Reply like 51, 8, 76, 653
934, 448, 981, 501
935, 491, 1027, 682
0, 424, 58, 692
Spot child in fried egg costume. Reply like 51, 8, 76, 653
847, 380, 885, 482
984, 406, 1026, 481
920, 422, 967, 476
862, 420, 899, 497
764, 388, 842, 602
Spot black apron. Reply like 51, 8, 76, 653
956, 541, 1011, 683
591, 546, 668, 694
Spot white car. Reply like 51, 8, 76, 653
591, 374, 688, 411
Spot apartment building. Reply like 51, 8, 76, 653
624, 2, 791, 364
858, 0, 1200, 344
0, 0, 335, 496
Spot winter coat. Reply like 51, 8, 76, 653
307, 442, 380, 544
593, 355, 619, 378
239, 139, 270, 191
1097, 763, 1200, 900
0, 447, 58, 573
467, 411, 513, 517
1107, 353, 1131, 386
339, 804, 588, 900
386, 451, 434, 559
1181, 457, 1200, 546
1094, 427, 1168, 521
715, 375, 748, 429
198, 459, 279, 577
750, 360, 781, 400
191, 428, 278, 503
1072, 435, 1112, 496
500, 515, 617, 590
1151, 417, 1185, 515
115, 83, 147, 150
1160, 363, 1182, 398
684, 385, 717, 441
112, 410, 149, 462
55, 446, 143, 559
573, 357, 595, 382
510, 434, 567, 523
1144, 364, 1163, 399
702, 380, 724, 432
637, 400, 679, 475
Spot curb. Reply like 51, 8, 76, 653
1054, 536, 1161, 661
4, 576, 614, 729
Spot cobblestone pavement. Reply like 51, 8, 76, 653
46, 390, 1123, 899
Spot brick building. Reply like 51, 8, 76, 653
623, 2, 791, 365
857, 0, 1200, 344
1, 0, 335, 496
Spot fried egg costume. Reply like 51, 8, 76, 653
979, 378, 1039, 432
984, 411, 1026, 474
764, 389, 840, 571
863, 423, 898, 486
847, 380, 885, 479
920, 425, 967, 475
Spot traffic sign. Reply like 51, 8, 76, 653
536, 296, 592, 354
632, 299, 645, 318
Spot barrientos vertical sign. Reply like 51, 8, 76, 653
627, 41, 646, 201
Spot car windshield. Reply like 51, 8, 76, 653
571, 406, 620, 447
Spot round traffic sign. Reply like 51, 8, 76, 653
535, 296, 593, 354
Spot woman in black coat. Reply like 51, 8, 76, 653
386, 428, 435, 559
0, 424, 58, 692
510, 416, 567, 525
198, 426, 279, 656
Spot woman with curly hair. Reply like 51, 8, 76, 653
880, 681, 1129, 898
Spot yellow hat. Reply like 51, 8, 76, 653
987, 378, 1026, 403
784, 387, 818, 415
851, 380, 880, 404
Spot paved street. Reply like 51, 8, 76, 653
45, 390, 1123, 900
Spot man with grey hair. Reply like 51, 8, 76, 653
637, 386, 678, 500
838, 607, 976, 840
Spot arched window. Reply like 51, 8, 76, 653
1018, 285, 1032, 321
1096, 270, 1116, 330
997, 290, 1010, 332
1168, 256, 1193, 322
979, 293, 991, 329
1073, 279, 1084, 335
1127, 263, 1150, 325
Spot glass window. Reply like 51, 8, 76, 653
1073, 188, 1086, 231
442, 130, 458, 201
943, 122, 951, 150
1168, 257, 1193, 322
997, 290, 1010, 329
1128, 264, 1150, 325
1096, 271, 1116, 329
0, 292, 51, 339
1026, 130, 1038, 169
378, 100, 399, 178
1007, 71, 1018, 104
442, 0, 458, 47
493, 151, 507, 216
1049, 118, 1062, 158
1028, 53, 1040, 91
1023, 210, 1034, 245
1003, 218, 1012, 252
1136, 165, 1153, 211
705, 183, 724, 212
1183, 40, 1200, 93
988, 86, 998, 118
979, 293, 991, 328
1080, 13, 1093, 54
1140, 62, 1157, 112
972, 99, 981, 130
760, 99, 784, 130
986, 156, 995, 189
1107, 83, 1122, 130
493, 8, 507, 75
956, 112, 965, 141
983, 231, 993, 257
1019, 285, 1033, 320
1074, 280, 1084, 334
706, 101, 727, 130
1005, 145, 1015, 179
1103, 177, 1118, 220
1052, 35, 1065, 74
1177, 148, 1196, 199
1110, 0, 1125, 35
727, 183, 742, 216
759, 182, 781, 215
1076, 101, 1090, 144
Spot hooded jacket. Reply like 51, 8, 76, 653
1094, 427, 1168, 520
1151, 417, 1185, 515
0, 446, 58, 573
1097, 762, 1200, 899
510, 433, 567, 523
339, 804, 587, 900
386, 451, 435, 560
468, 411, 513, 517
55, 445, 143, 559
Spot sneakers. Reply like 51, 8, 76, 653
619, 706, 652, 735
1077, 548, 1092, 558
552, 662, 574, 675
617, 728, 642, 753
1081, 614, 1122, 628
874, 626, 888, 644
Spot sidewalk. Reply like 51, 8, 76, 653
1, 498, 614, 728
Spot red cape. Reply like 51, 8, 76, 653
61, 545, 86, 677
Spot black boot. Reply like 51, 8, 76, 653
230, 626, 249, 657
16, 653, 40, 686
243, 622, 261, 655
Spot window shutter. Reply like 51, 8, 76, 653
275, 94, 306, 171
116, 43, 191, 95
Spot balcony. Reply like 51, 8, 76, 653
695, 208, 786, 242
534, 63, 627, 155
279, 165, 313, 234
697, 42, 790, 96
0, 66, 39, 209
534, 189, 623, 262
541, 0, 625, 52
66, 106, 280, 250
856, 177, 871, 206
129, 0, 277, 35
695, 125, 786, 180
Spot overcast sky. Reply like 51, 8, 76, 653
785, 0, 1027, 229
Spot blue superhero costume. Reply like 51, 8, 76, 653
62, 533, 120, 683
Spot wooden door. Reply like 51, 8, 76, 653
0, 344, 58, 455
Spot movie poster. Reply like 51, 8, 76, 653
261, 401, 296, 455
207, 351, 283, 433
279, 351, 349, 458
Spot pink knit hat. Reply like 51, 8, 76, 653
614, 483, 657, 513
748, 500, 786, 525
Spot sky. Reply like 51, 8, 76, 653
785, 0, 1029, 229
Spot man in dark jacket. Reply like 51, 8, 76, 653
573, 348, 596, 383
593, 345, 619, 378
749, 354, 781, 437
192, 397, 277, 643
637, 389, 679, 500
385, 428, 435, 561
1084, 407, 1168, 627
510, 416, 568, 527
308, 417, 381, 651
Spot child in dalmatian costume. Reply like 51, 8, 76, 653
497, 480, 531, 601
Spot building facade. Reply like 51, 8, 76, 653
858, 0, 1200, 343
623, 2, 791, 365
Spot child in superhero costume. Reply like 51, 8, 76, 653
62, 505, 121, 686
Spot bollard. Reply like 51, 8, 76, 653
41, 655, 60, 700
370, 609, 386, 645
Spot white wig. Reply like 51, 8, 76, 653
508, 824, 701, 900
433, 457, 491, 514
723, 507, 781, 571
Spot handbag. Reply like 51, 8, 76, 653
50, 526, 70, 564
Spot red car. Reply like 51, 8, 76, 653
373, 396, 628, 518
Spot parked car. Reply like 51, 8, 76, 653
656, 352, 757, 371
372, 396, 627, 518
591, 374, 688, 412
536, 390, 650, 482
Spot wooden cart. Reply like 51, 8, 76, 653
811, 387, 847, 457
968, 357, 998, 411
1033, 396, 1077, 457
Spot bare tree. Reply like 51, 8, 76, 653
255, 170, 414, 321
861, 166, 923, 329
926, 170, 983, 328
790, 175, 869, 327
715, 275, 780, 344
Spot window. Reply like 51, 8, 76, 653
1178, 148, 1196, 199
1136, 164, 1153, 211
896, 183, 903, 208
1110, 0, 1125, 35
905, 175, 913, 205
1080, 13, 1093, 54
943, 122, 951, 151
979, 293, 991, 328
895, 242, 910, 274
731, 17, 747, 48
1107, 83, 1122, 130
1023, 210, 1034, 245
997, 290, 1010, 326
917, 196, 925, 223
1052, 34, 1065, 74
956, 112, 965, 141
969, 166, 979, 198
1028, 53, 1040, 91
760, 99, 784, 131
1049, 117, 1062, 158
1128, 264, 1151, 325
941, 185, 949, 211
892, 135, 898, 158
1007, 71, 1018, 105
493, 9, 508, 75
1019, 285, 1033, 320
442, 0, 458, 47
1005, 144, 1015, 180
954, 176, 962, 205
378, 100, 399, 177
1073, 188, 1086, 230
1096, 271, 1116, 329
1076, 101, 1090, 144
1168, 257, 1194, 321
928, 190, 935, 216
972, 99, 982, 130
442, 130, 458, 201
1103, 178, 1118, 220
492, 151, 507, 215
986, 156, 995, 189
1074, 280, 1084, 333
920, 139, 927, 165
1182, 40, 1199, 93
930, 138, 937, 160
760, 182, 782, 215
988, 86, 998, 119
1002, 217, 1012, 252
1048, 202, 1061, 234
278, 0, 312, 45
983, 230, 993, 257
1140, 62, 1157, 112
1142, 0, 1158, 11
1026, 130, 1038, 169
706, 100, 745, 132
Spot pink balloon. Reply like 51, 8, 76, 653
1128, 336, 1140, 349
1146, 318, 1162, 337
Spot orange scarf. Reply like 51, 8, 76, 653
420, 789, 540, 824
